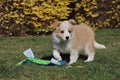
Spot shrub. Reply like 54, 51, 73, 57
74, 0, 120, 29
0, 0, 119, 36
0, 0, 75, 36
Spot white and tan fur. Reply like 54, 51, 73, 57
52, 19, 106, 64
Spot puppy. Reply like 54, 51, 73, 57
52, 19, 106, 64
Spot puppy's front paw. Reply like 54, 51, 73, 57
68, 61, 76, 65
68, 62, 73, 65
84, 59, 93, 62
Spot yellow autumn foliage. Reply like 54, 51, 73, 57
0, 0, 119, 36
0, 0, 75, 36
74, 0, 119, 30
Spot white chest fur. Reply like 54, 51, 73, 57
53, 40, 72, 53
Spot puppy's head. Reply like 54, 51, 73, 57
52, 19, 76, 41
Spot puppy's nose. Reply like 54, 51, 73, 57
66, 36, 69, 40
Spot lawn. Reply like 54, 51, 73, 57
0, 29, 120, 80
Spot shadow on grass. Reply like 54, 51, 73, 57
42, 53, 87, 62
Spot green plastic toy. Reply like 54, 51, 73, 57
16, 48, 65, 66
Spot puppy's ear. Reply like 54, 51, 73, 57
68, 19, 76, 25
52, 21, 61, 29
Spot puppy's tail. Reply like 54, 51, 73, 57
94, 41, 106, 49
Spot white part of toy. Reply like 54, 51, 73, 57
50, 58, 58, 64
23, 48, 35, 58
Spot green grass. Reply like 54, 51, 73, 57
0, 29, 120, 80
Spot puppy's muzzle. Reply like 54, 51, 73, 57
66, 36, 69, 40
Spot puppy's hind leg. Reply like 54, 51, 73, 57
53, 49, 62, 61
84, 43, 95, 62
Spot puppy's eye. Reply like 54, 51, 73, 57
69, 30, 72, 33
61, 31, 64, 33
